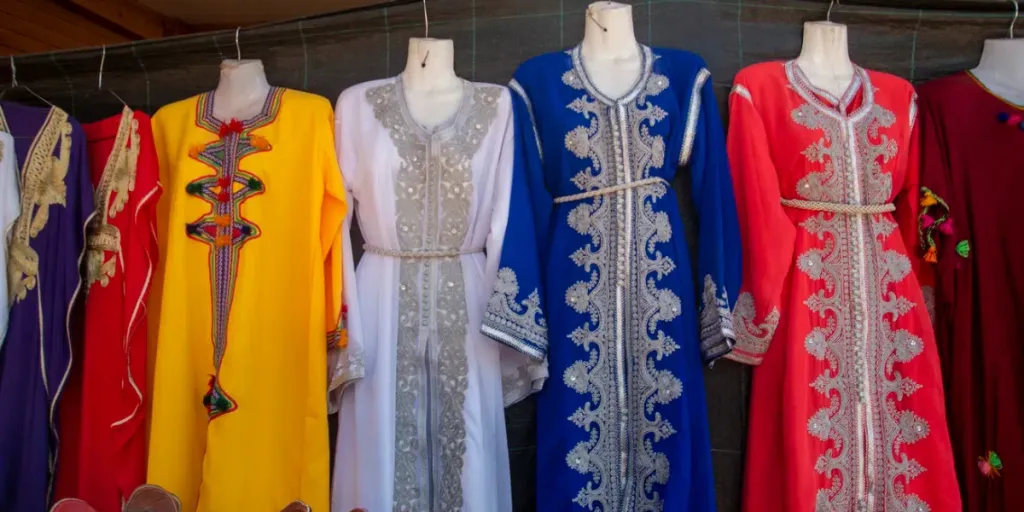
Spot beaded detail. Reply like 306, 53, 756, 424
918, 186, 968, 264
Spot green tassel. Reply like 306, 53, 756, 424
247, 177, 263, 191
956, 240, 970, 258
185, 182, 203, 195
989, 451, 1004, 470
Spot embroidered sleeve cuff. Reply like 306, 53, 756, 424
724, 292, 781, 367
482, 319, 547, 360
501, 359, 549, 407
483, 268, 549, 360
327, 346, 365, 414
699, 275, 736, 364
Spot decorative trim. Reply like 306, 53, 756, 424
909, 93, 919, 131
680, 67, 711, 166
483, 267, 548, 360
698, 275, 736, 362
731, 84, 753, 104
569, 43, 653, 106
726, 292, 779, 366
918, 186, 968, 264
554, 176, 668, 204
508, 78, 544, 161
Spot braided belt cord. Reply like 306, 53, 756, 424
553, 177, 670, 204
780, 198, 895, 214
362, 244, 484, 259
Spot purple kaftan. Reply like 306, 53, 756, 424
0, 101, 94, 511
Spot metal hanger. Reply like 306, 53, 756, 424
0, 55, 54, 106
235, 27, 242, 60
1009, 0, 1019, 39
420, 0, 430, 68
827, 0, 840, 23
98, 45, 130, 109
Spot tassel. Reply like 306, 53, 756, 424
217, 190, 231, 203
218, 175, 232, 190
247, 177, 263, 192
215, 234, 232, 247
924, 246, 938, 263
956, 240, 970, 258
249, 133, 271, 150
920, 215, 935, 229
938, 220, 954, 235
214, 215, 232, 227
920, 194, 938, 207
189, 144, 205, 159
219, 119, 244, 137
185, 182, 203, 196
978, 451, 1003, 478
998, 112, 1011, 123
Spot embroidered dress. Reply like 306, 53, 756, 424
916, 72, 1024, 512
725, 61, 960, 511
482, 47, 741, 511
0, 102, 94, 512
331, 77, 536, 512
54, 107, 161, 512
0, 130, 18, 344
147, 89, 345, 512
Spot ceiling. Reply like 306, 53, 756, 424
137, 0, 375, 25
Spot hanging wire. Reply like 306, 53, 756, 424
827, 0, 840, 23
99, 45, 130, 108
1010, 0, 1019, 39
235, 27, 242, 60
587, 6, 608, 32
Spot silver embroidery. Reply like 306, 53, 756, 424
368, 80, 500, 512
730, 292, 780, 364
787, 61, 931, 511
483, 268, 547, 359
509, 79, 544, 161
732, 84, 753, 104
561, 45, 684, 511
698, 274, 735, 360
679, 68, 710, 166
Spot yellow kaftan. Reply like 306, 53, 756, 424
147, 88, 345, 512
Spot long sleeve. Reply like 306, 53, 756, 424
484, 90, 549, 406
681, 68, 744, 363
328, 94, 365, 410
480, 78, 551, 361
723, 81, 794, 366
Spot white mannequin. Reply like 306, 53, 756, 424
971, 38, 1024, 106
213, 59, 272, 122
794, 21, 855, 99
580, 1, 642, 100
401, 38, 463, 130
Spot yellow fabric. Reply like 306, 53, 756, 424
148, 89, 345, 512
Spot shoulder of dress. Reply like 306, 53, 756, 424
337, 78, 393, 108
513, 51, 571, 87
152, 95, 201, 126
280, 88, 332, 109
915, 72, 970, 102
864, 69, 915, 96
650, 47, 708, 71
733, 61, 786, 85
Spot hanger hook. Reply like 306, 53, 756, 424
235, 27, 242, 60
587, 5, 609, 33
9, 56, 16, 88
422, 0, 429, 39
99, 45, 107, 89
1011, 0, 1019, 39
827, 0, 839, 23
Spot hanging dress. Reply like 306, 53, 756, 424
330, 76, 537, 512
481, 46, 742, 511
725, 61, 961, 512
0, 129, 18, 344
147, 89, 346, 512
54, 107, 161, 512
916, 72, 1024, 512
0, 101, 94, 512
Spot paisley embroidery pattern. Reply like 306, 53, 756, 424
483, 268, 547, 359
368, 78, 500, 512
787, 61, 931, 511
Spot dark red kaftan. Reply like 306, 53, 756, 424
916, 72, 1024, 512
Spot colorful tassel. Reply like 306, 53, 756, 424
189, 144, 205, 159
185, 182, 204, 196
924, 246, 938, 263
978, 451, 1003, 478
998, 112, 1011, 123
185, 223, 201, 236
218, 119, 244, 137
938, 220, 954, 235
215, 234, 232, 247
956, 240, 970, 258
249, 133, 271, 150
920, 215, 935, 229
240, 225, 253, 236
218, 175, 232, 190
214, 214, 232, 227
217, 190, 231, 203
247, 177, 263, 192
920, 194, 938, 207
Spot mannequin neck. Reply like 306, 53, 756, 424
581, 1, 638, 60
795, 21, 855, 98
402, 38, 460, 92
972, 38, 1024, 105
214, 59, 271, 121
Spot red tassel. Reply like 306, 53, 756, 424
939, 218, 954, 235
218, 175, 232, 189
920, 215, 934, 229
219, 119, 243, 137
217, 190, 231, 203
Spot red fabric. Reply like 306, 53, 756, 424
917, 72, 1024, 512
54, 111, 161, 512
727, 62, 961, 511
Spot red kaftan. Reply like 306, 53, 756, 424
55, 108, 161, 511
916, 72, 1024, 512
725, 61, 961, 512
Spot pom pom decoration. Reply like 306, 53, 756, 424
998, 112, 1011, 123
924, 246, 938, 263
217, 190, 231, 203
218, 119, 244, 137
920, 215, 935, 229
249, 133, 271, 151
978, 451, 1003, 478
214, 215, 232, 227
956, 240, 971, 258
214, 235, 232, 247
188, 144, 205, 159
185, 183, 204, 196
920, 193, 938, 207
247, 177, 263, 192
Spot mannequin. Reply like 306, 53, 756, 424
401, 38, 464, 130
794, 21, 855, 99
212, 59, 272, 122
579, 1, 642, 100
971, 38, 1024, 106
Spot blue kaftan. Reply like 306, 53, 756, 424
482, 46, 742, 511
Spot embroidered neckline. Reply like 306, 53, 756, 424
966, 70, 1024, 111
393, 74, 474, 140
195, 87, 285, 134
570, 43, 654, 105
786, 60, 873, 120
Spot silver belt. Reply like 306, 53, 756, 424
780, 198, 895, 215
363, 244, 483, 259
553, 177, 669, 204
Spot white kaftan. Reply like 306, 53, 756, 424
330, 76, 545, 512
0, 131, 19, 344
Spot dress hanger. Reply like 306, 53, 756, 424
1009, 0, 1019, 38
99, 45, 130, 109
0, 55, 54, 107
420, 0, 430, 68
827, 0, 839, 23
235, 27, 242, 60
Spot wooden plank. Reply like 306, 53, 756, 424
66, 0, 167, 39
5, 0, 130, 46
0, 45, 20, 57
0, 28, 59, 54
0, 7, 102, 50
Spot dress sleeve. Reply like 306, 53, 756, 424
328, 94, 365, 410
484, 90, 549, 406
680, 68, 744, 363
723, 81, 794, 366
480, 78, 551, 362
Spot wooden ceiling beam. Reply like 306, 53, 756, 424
64, 0, 170, 39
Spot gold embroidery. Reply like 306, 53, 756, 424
8, 107, 73, 303
86, 108, 140, 288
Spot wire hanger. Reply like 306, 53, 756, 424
99, 45, 130, 109
235, 27, 242, 61
420, 0, 431, 68
1010, 0, 1019, 39
0, 55, 54, 106
827, 0, 840, 23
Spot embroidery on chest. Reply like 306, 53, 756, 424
86, 109, 141, 289
6, 107, 72, 304
367, 80, 500, 512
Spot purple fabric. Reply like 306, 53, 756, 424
0, 101, 93, 511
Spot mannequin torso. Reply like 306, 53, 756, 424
579, 1, 642, 100
794, 21, 855, 100
401, 38, 464, 130
213, 59, 272, 122
971, 38, 1024, 106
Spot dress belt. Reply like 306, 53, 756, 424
780, 198, 895, 215
553, 177, 669, 204
363, 244, 484, 259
